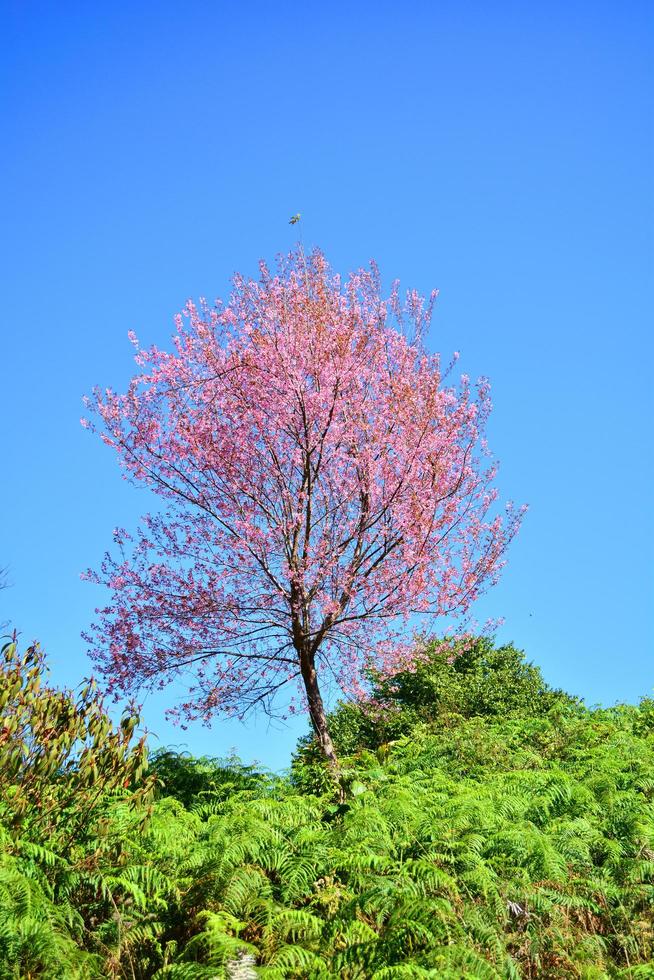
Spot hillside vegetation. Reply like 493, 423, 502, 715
1, 637, 653, 978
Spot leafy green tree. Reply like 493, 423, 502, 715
294, 637, 578, 768
149, 748, 267, 811
376, 636, 575, 718
0, 636, 154, 853
0, 636, 156, 978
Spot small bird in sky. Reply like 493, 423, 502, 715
289, 213, 301, 225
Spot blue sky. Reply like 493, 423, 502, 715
1, 1, 652, 771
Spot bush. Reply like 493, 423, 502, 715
0, 636, 155, 977
293, 637, 578, 770
149, 748, 267, 812
1, 634, 652, 977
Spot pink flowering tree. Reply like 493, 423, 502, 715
83, 249, 524, 776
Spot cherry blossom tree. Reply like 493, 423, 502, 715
83, 249, 524, 775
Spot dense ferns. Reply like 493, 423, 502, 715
1, 640, 653, 977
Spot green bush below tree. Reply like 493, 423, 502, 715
1, 636, 652, 978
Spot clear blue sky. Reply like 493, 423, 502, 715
1, 1, 652, 771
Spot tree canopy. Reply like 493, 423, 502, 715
83, 250, 524, 771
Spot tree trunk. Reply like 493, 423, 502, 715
298, 646, 342, 789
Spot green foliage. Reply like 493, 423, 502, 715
1, 635, 653, 977
0, 636, 154, 852
293, 637, 579, 772
0, 636, 156, 977
149, 748, 268, 813
375, 635, 576, 718
136, 702, 652, 977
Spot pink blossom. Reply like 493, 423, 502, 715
82, 248, 524, 745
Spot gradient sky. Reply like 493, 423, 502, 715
1, 1, 652, 771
